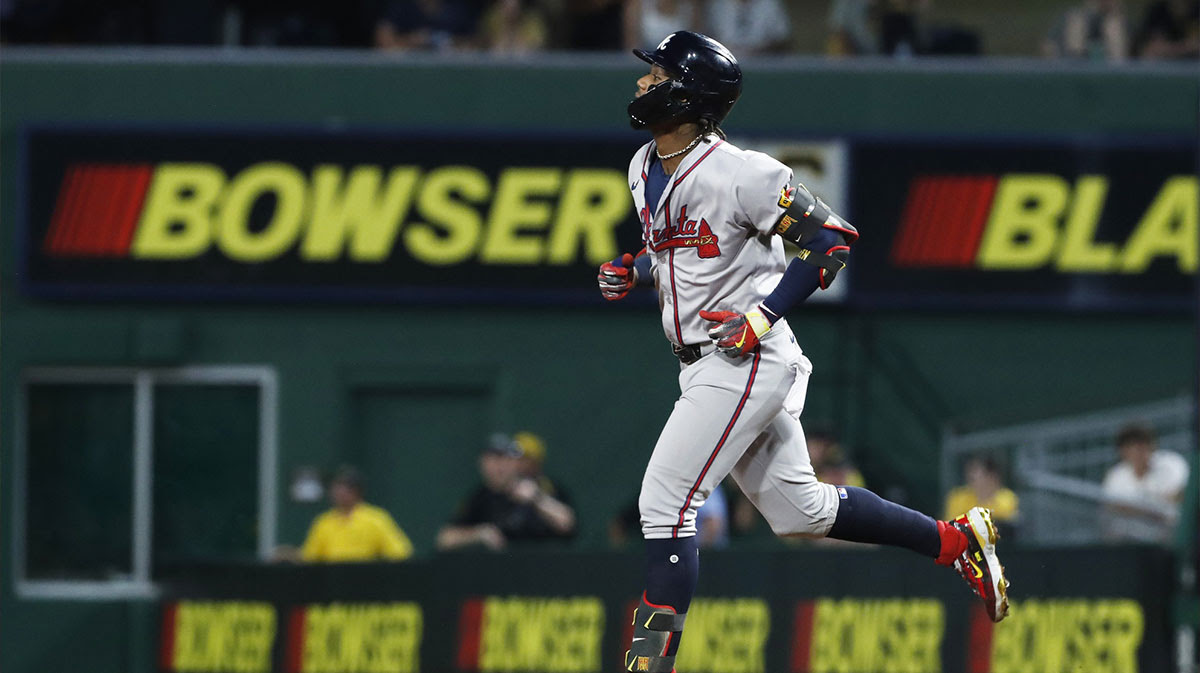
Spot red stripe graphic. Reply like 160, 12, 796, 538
456, 598, 485, 671
45, 166, 80, 255
790, 601, 816, 673
891, 175, 999, 268
86, 165, 120, 255
932, 177, 974, 265
283, 606, 307, 673
158, 602, 179, 671
928, 178, 962, 265
966, 603, 995, 673
673, 349, 761, 537
960, 177, 998, 266
890, 177, 932, 266
55, 164, 97, 256
673, 140, 723, 186
912, 177, 948, 264
665, 195, 683, 344
43, 163, 155, 258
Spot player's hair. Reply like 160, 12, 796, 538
699, 118, 726, 140
1115, 423, 1155, 449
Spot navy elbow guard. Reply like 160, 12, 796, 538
774, 183, 858, 288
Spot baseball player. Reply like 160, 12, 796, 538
597, 31, 1010, 673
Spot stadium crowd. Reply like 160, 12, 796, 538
2, 0, 1196, 59
281, 422, 1190, 562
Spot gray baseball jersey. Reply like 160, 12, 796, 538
628, 137, 792, 346
628, 136, 841, 539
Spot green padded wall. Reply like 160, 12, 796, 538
1, 52, 1195, 673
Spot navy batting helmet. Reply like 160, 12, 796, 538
628, 31, 743, 131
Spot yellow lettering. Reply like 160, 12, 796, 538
477, 596, 604, 673
301, 602, 423, 673
547, 169, 630, 265
991, 599, 1143, 673
216, 162, 307, 262
1120, 176, 1198, 273
132, 163, 224, 259
403, 166, 488, 266
977, 175, 1068, 270
808, 598, 942, 673
481, 168, 561, 264
302, 165, 420, 262
171, 601, 275, 673
1056, 176, 1117, 272
675, 598, 770, 673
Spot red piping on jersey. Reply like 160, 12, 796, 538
666, 195, 683, 343
672, 141, 723, 187
819, 245, 851, 290
640, 145, 653, 247
673, 349, 761, 537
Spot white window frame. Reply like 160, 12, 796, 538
12, 365, 278, 600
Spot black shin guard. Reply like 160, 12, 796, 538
624, 596, 687, 672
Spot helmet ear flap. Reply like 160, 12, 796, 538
668, 79, 690, 105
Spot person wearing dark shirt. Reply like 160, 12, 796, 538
1136, 0, 1199, 59
437, 434, 576, 550
375, 0, 480, 50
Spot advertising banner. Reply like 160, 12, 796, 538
21, 128, 1193, 310
157, 547, 1173, 673
19, 127, 847, 305
848, 139, 1196, 311
21, 127, 648, 303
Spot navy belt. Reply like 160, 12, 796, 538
672, 342, 714, 364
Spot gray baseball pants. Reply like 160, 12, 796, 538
639, 321, 842, 539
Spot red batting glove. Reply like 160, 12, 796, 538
698, 307, 773, 357
598, 253, 637, 301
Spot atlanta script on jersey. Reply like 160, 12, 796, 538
628, 137, 794, 346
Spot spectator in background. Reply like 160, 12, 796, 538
878, 0, 929, 56
1135, 0, 1199, 59
480, 0, 547, 53
625, 0, 700, 51
512, 431, 571, 504
805, 430, 868, 547
1043, 0, 1129, 61
696, 482, 730, 548
375, 0, 480, 51
1102, 423, 1190, 543
438, 433, 577, 551
609, 496, 643, 548
565, 0, 625, 50
828, 0, 878, 56
609, 483, 729, 549
808, 430, 865, 488
729, 430, 861, 543
706, 0, 791, 55
944, 456, 1019, 539
299, 466, 414, 562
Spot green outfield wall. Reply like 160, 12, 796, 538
1, 52, 1196, 673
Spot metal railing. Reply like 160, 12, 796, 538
941, 394, 1194, 546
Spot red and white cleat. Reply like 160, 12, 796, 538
949, 507, 1010, 622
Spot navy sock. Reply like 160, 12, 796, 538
644, 536, 699, 657
827, 486, 941, 558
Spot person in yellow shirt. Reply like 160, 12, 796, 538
301, 467, 414, 562
944, 456, 1019, 527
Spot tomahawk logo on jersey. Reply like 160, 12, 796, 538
649, 205, 721, 258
